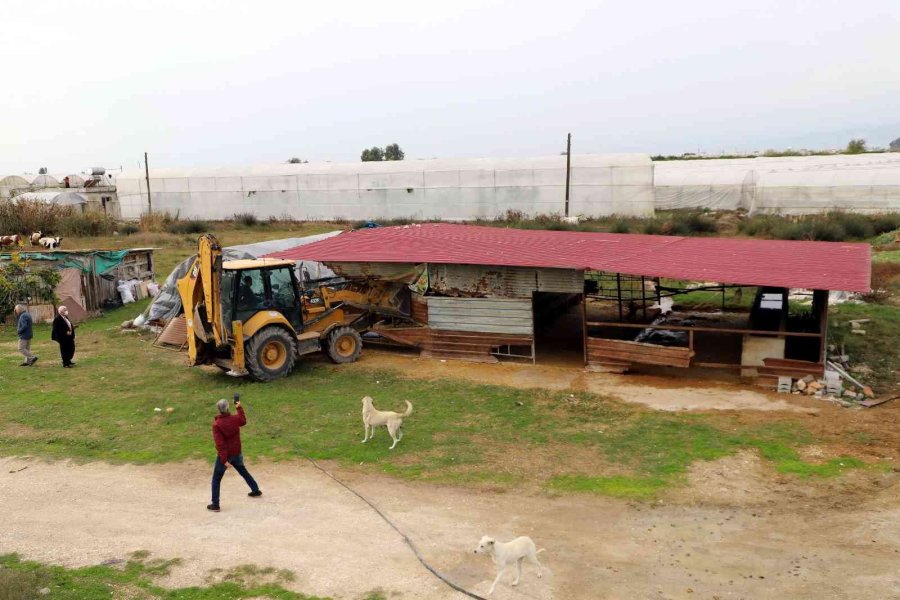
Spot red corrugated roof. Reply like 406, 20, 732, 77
268, 223, 871, 292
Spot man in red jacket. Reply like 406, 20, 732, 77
208, 396, 262, 512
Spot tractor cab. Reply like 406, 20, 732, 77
221, 259, 303, 333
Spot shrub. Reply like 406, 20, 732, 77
57, 212, 116, 237
641, 219, 664, 235
0, 199, 71, 235
825, 212, 873, 239
233, 212, 258, 227
862, 262, 900, 303
870, 213, 900, 236
166, 219, 208, 234
118, 222, 140, 235
609, 220, 631, 234
139, 212, 176, 233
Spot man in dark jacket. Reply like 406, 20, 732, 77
15, 304, 38, 366
51, 305, 76, 368
208, 397, 261, 512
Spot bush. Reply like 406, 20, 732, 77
641, 219, 664, 235
118, 222, 140, 235
870, 213, 900, 236
0, 199, 70, 235
609, 220, 631, 234
824, 212, 873, 239
166, 219, 208, 234
139, 212, 176, 233
862, 262, 900, 303
233, 212, 258, 227
57, 212, 116, 237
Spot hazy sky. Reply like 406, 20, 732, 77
2, 0, 899, 173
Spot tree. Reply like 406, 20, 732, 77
846, 139, 867, 154
287, 157, 304, 164
38, 167, 48, 174
384, 143, 405, 161
0, 254, 60, 321
361, 146, 385, 162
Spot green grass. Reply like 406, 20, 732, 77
829, 303, 900, 387
873, 249, 900, 263
0, 300, 878, 499
0, 552, 327, 600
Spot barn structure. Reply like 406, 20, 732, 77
270, 224, 871, 382
0, 248, 155, 323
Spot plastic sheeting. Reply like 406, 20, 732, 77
140, 232, 342, 323
654, 153, 900, 214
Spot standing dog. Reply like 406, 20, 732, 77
361, 396, 412, 449
474, 535, 545, 596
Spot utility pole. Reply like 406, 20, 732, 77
564, 133, 572, 217
144, 151, 152, 215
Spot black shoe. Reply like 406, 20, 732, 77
63, 364, 72, 369
29, 357, 39, 366
206, 504, 220, 512
248, 490, 262, 498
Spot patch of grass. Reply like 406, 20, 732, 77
0, 552, 324, 600
829, 303, 900, 386
0, 299, 878, 498
548, 475, 665, 498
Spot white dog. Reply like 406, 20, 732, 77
474, 535, 544, 596
361, 396, 412, 450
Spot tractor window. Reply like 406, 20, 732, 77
266, 267, 302, 330
221, 270, 236, 331
234, 269, 267, 322
267, 267, 297, 307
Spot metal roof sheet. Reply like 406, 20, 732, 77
268, 223, 871, 292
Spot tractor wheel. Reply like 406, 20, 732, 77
245, 326, 298, 382
325, 326, 363, 364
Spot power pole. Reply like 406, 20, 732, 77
564, 133, 572, 217
144, 151, 152, 215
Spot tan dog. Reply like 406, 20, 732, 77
361, 396, 412, 450
474, 535, 545, 596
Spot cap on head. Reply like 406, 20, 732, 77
216, 398, 229, 414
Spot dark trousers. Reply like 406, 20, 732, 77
58, 339, 75, 366
211, 454, 259, 505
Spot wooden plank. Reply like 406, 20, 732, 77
587, 338, 693, 359
427, 307, 533, 318
427, 297, 531, 309
585, 321, 823, 338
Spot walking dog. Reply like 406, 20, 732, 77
361, 396, 412, 449
474, 535, 545, 596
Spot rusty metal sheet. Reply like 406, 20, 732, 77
427, 296, 533, 335
429, 264, 581, 297
326, 261, 424, 282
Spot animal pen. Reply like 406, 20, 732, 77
0, 248, 155, 322
270, 224, 871, 384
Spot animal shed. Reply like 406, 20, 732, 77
270, 224, 871, 380
0, 248, 155, 322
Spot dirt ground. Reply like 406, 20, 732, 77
2, 453, 899, 600
5, 351, 900, 599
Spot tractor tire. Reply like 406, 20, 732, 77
325, 326, 363, 364
245, 326, 298, 382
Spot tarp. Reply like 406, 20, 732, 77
139, 232, 342, 324
0, 250, 129, 275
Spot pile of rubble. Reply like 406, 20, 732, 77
784, 373, 874, 408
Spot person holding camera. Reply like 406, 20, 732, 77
208, 395, 262, 512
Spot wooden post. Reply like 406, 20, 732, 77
641, 276, 647, 319
581, 292, 588, 366
564, 133, 572, 217
144, 151, 152, 215
616, 273, 623, 321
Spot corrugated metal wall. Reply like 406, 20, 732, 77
426, 297, 534, 334
429, 264, 582, 297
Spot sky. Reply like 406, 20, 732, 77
2, 0, 899, 173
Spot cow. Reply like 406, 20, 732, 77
30, 231, 42, 246
0, 234, 23, 247
38, 236, 63, 249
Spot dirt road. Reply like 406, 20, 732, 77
3, 455, 898, 599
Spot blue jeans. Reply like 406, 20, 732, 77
211, 454, 259, 506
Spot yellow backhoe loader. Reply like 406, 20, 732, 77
176, 234, 408, 381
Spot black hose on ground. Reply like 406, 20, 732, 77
294, 445, 489, 600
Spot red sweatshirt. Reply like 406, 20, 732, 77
212, 406, 247, 463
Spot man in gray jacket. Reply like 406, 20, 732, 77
15, 304, 38, 366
